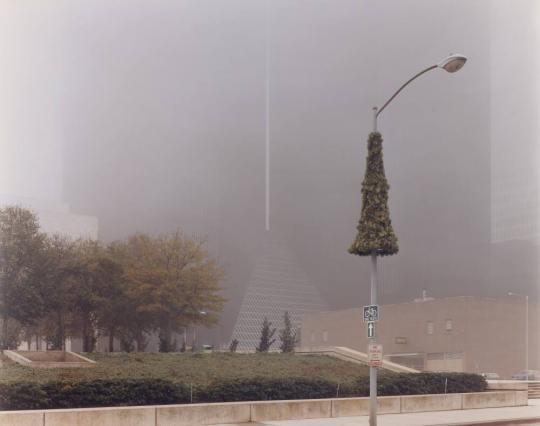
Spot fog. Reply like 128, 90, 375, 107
0, 0, 538, 341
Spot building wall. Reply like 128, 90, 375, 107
301, 297, 539, 378
490, 0, 540, 244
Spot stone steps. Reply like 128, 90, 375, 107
528, 382, 540, 399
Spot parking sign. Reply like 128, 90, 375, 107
368, 343, 383, 367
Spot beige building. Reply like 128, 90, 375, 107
301, 296, 539, 379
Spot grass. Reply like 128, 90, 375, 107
0, 352, 369, 386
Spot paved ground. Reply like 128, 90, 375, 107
216, 400, 540, 426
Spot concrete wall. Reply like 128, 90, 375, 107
301, 297, 540, 378
0, 391, 527, 426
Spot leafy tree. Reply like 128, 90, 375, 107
112, 232, 225, 352
229, 338, 239, 353
279, 311, 298, 353
107, 238, 155, 352
349, 132, 398, 256
256, 317, 276, 352
37, 235, 78, 350
95, 258, 126, 352
0, 206, 45, 349
67, 239, 124, 352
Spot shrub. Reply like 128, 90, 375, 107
197, 377, 338, 402
0, 379, 189, 410
0, 382, 48, 410
341, 373, 486, 397
0, 373, 486, 410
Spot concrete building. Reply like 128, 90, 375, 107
301, 296, 539, 379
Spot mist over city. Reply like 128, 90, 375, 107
0, 3, 539, 421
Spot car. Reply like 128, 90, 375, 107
511, 370, 540, 380
480, 372, 500, 380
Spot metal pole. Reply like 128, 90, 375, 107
368, 106, 379, 426
526, 295, 529, 381
369, 251, 378, 426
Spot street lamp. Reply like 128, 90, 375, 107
367, 53, 467, 426
374, 54, 467, 128
508, 292, 529, 381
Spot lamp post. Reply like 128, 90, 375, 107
508, 292, 529, 380
366, 53, 467, 426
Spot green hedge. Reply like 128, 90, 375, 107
339, 373, 487, 397
0, 373, 486, 411
0, 379, 189, 410
197, 377, 338, 402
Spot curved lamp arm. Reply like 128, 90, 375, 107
372, 54, 467, 131
376, 65, 437, 118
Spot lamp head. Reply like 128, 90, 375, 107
437, 54, 467, 73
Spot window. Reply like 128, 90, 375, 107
322, 330, 328, 342
427, 321, 434, 335
445, 319, 453, 332
427, 352, 444, 360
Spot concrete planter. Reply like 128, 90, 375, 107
3, 350, 96, 369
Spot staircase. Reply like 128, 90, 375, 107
296, 346, 419, 373
529, 381, 540, 399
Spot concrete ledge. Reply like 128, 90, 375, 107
401, 393, 462, 413
462, 391, 516, 409
516, 390, 529, 406
3, 350, 96, 369
157, 402, 250, 426
331, 396, 400, 417
378, 396, 401, 414
0, 411, 44, 426
487, 380, 528, 391
45, 406, 154, 426
250, 399, 332, 421
0, 390, 526, 425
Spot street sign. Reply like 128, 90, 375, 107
363, 304, 379, 322
368, 343, 383, 367
367, 321, 375, 338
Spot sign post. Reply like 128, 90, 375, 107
369, 254, 378, 426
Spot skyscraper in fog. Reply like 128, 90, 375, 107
490, 0, 540, 244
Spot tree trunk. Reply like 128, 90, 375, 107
108, 327, 115, 352
56, 311, 65, 351
1, 316, 8, 349
82, 315, 90, 352
135, 329, 146, 352
161, 317, 173, 352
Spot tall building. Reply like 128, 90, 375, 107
0, 2, 98, 240
231, 236, 326, 351
490, 0, 540, 244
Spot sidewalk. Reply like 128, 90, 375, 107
216, 400, 540, 426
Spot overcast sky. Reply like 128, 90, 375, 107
1, 0, 538, 338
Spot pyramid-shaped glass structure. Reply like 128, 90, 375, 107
231, 236, 326, 351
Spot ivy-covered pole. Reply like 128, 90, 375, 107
349, 54, 467, 426
349, 108, 398, 426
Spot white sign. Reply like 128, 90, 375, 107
368, 343, 383, 367
367, 321, 375, 338
363, 305, 379, 322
